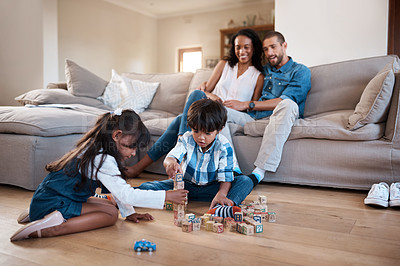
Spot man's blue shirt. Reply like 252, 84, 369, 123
249, 57, 311, 119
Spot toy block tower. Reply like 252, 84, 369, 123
173, 173, 186, 226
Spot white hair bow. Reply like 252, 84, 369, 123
110, 108, 123, 116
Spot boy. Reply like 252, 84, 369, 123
138, 99, 253, 218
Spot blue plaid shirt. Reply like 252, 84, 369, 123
166, 131, 238, 185
248, 57, 311, 119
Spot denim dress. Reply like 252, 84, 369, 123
29, 164, 98, 221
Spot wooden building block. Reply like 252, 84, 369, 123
268, 212, 276, 223
213, 222, 224, 233
182, 221, 192, 232
243, 224, 254, 235
259, 195, 267, 205
165, 201, 173, 211
234, 212, 243, 222
185, 213, 195, 221
206, 221, 214, 231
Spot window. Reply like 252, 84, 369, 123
178, 47, 202, 72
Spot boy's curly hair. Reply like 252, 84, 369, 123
187, 99, 227, 132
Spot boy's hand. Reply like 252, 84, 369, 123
209, 192, 234, 209
165, 161, 182, 178
126, 213, 154, 223
166, 189, 189, 205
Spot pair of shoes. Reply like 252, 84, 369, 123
17, 208, 30, 224
364, 182, 400, 207
10, 210, 65, 241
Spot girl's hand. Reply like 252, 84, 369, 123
223, 100, 247, 111
166, 189, 189, 205
209, 192, 234, 209
126, 213, 154, 223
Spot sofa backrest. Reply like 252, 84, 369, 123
304, 55, 399, 118
122, 71, 194, 116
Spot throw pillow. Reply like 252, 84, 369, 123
65, 59, 108, 98
122, 71, 194, 115
98, 70, 159, 113
347, 62, 396, 130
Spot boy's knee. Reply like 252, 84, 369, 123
236, 175, 256, 189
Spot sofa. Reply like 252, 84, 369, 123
0, 56, 399, 191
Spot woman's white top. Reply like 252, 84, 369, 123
90, 154, 165, 218
213, 62, 261, 102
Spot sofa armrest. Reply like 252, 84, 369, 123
385, 72, 400, 147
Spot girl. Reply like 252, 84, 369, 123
126, 28, 265, 178
10, 109, 188, 241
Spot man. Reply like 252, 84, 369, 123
223, 31, 311, 187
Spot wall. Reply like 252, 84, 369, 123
0, 0, 44, 106
157, 2, 275, 73
275, 0, 388, 67
58, 0, 158, 81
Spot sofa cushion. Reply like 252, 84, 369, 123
15, 89, 111, 110
143, 117, 177, 136
98, 70, 159, 114
244, 110, 385, 141
186, 68, 213, 98
0, 104, 106, 137
122, 71, 193, 115
305, 55, 399, 117
65, 59, 108, 98
348, 61, 399, 130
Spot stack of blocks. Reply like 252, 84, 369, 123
173, 173, 186, 227
172, 194, 277, 235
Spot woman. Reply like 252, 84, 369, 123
126, 28, 264, 178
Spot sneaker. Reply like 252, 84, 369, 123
389, 182, 400, 207
364, 182, 389, 207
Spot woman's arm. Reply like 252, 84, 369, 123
251, 74, 264, 101
196, 60, 226, 102
203, 60, 226, 92
223, 73, 265, 111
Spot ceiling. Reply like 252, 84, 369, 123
104, 0, 273, 19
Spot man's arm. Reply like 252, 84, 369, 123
279, 66, 311, 107
247, 97, 282, 111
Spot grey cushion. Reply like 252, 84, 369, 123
305, 55, 399, 117
244, 110, 385, 141
122, 71, 193, 115
65, 59, 108, 98
0, 105, 107, 137
15, 89, 111, 110
186, 68, 213, 100
348, 60, 399, 130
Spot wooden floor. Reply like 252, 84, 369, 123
1, 173, 400, 266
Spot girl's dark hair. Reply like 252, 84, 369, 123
224, 28, 263, 72
187, 99, 227, 132
46, 109, 150, 191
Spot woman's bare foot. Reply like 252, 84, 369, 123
125, 154, 154, 178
